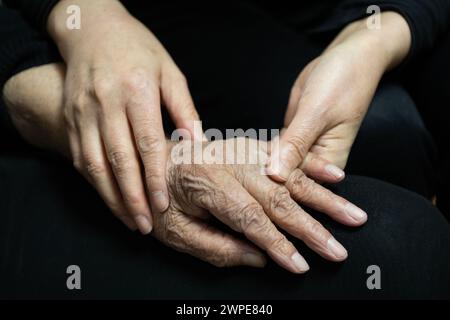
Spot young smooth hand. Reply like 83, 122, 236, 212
47, 0, 202, 234
268, 12, 411, 183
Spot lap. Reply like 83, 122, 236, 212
0, 155, 448, 299
0, 1, 447, 299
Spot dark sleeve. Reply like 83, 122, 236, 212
313, 0, 450, 63
0, 6, 61, 96
3, 0, 59, 31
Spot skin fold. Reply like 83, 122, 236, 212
3, 64, 367, 273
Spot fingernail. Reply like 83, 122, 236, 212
135, 215, 152, 235
345, 203, 368, 223
151, 191, 169, 213
291, 252, 309, 273
242, 253, 266, 268
122, 216, 138, 231
325, 164, 345, 180
327, 238, 348, 260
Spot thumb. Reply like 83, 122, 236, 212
267, 107, 324, 182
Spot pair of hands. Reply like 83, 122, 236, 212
2, 69, 366, 271
3, 64, 366, 272
3, 2, 411, 272
48, 0, 410, 235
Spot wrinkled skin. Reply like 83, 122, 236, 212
4, 64, 367, 273
155, 138, 367, 272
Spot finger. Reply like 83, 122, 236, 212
154, 212, 266, 268
190, 169, 309, 273
241, 169, 348, 261
75, 121, 137, 231
301, 153, 345, 183
99, 108, 153, 235
286, 169, 367, 226
267, 106, 324, 182
161, 67, 203, 141
126, 73, 169, 213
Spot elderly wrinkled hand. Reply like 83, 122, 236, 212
155, 138, 367, 273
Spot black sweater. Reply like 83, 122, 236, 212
1, 0, 450, 91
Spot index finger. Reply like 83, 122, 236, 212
125, 72, 169, 213
187, 168, 309, 273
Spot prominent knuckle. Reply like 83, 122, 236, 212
123, 192, 144, 207
93, 77, 115, 100
287, 170, 305, 189
304, 219, 325, 238
175, 166, 216, 205
268, 186, 294, 213
83, 157, 106, 178
238, 202, 267, 232
144, 165, 165, 185
209, 253, 231, 268
108, 150, 131, 174
269, 234, 289, 252
164, 215, 188, 248
70, 92, 91, 117
122, 68, 149, 92
137, 134, 164, 155
287, 170, 313, 200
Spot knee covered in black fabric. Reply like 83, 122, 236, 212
321, 176, 450, 298
347, 84, 438, 197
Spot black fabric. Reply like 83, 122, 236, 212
0, 7, 60, 94
3, 0, 59, 31
0, 2, 449, 299
308, 0, 450, 64
2, 0, 450, 80
401, 29, 450, 215
1, 155, 448, 299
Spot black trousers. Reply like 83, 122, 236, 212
0, 2, 449, 299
